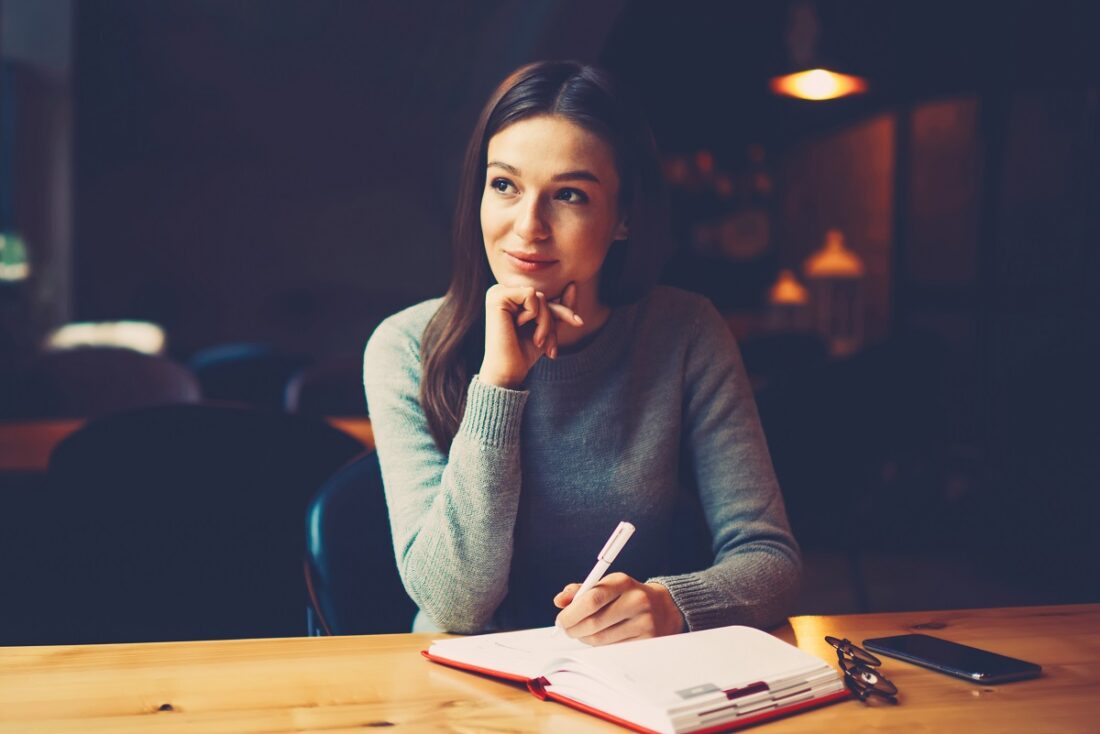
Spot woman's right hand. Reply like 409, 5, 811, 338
479, 283, 583, 389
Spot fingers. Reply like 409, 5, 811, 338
579, 617, 646, 647
546, 301, 583, 327
486, 283, 583, 363
533, 291, 554, 357
547, 282, 583, 328
486, 284, 542, 325
553, 573, 674, 646
513, 287, 542, 327
555, 572, 634, 631
554, 583, 582, 608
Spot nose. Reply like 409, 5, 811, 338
514, 194, 550, 242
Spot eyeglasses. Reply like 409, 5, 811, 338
825, 636, 899, 704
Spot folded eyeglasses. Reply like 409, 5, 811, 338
825, 636, 899, 704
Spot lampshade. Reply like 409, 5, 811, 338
774, 1, 869, 101
768, 269, 810, 306
769, 68, 868, 101
803, 230, 865, 357
804, 229, 865, 278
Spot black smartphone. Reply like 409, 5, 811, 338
862, 633, 1042, 684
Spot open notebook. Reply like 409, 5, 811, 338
423, 625, 849, 734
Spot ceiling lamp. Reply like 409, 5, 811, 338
772, 1, 869, 101
770, 68, 868, 101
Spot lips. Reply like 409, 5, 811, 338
505, 251, 559, 272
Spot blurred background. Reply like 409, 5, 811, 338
1, 0, 1097, 641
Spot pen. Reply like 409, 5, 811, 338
556, 521, 635, 633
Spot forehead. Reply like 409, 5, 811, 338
487, 115, 617, 176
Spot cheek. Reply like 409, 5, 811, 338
480, 197, 508, 243
559, 231, 613, 280
566, 217, 616, 259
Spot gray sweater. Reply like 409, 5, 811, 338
363, 285, 800, 634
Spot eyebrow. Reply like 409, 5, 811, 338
487, 161, 601, 184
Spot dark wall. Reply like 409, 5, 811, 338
74, 0, 622, 359
0, 0, 1090, 621
600, 1, 1100, 597
67, 0, 1100, 598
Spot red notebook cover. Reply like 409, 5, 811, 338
422, 649, 851, 734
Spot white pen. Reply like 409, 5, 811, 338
556, 521, 635, 634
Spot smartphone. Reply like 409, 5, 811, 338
862, 633, 1042, 684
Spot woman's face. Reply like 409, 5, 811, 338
480, 115, 628, 304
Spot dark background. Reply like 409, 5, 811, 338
2, 0, 1098, 616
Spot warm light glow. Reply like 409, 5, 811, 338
693, 150, 715, 176
770, 68, 868, 100
804, 230, 865, 278
787, 615, 835, 658
768, 269, 810, 306
45, 321, 167, 355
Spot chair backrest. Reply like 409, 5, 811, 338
188, 343, 309, 410
1, 404, 365, 646
10, 347, 201, 418
285, 355, 367, 417
305, 451, 416, 635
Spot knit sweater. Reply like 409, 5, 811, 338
363, 285, 801, 634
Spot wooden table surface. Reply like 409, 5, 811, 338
0, 417, 374, 473
2, 604, 1097, 733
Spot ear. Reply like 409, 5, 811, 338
613, 216, 630, 241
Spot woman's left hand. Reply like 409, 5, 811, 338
553, 572, 686, 645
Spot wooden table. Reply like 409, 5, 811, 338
2, 604, 1097, 733
0, 417, 374, 473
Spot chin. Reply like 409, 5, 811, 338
495, 273, 566, 298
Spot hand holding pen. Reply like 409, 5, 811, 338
553, 521, 686, 646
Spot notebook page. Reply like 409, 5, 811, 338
544, 625, 833, 714
540, 668, 674, 734
544, 663, 843, 734
428, 626, 591, 680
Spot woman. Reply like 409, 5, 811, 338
364, 61, 800, 644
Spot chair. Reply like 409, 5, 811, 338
285, 355, 367, 417
305, 451, 417, 635
188, 343, 310, 410
0, 404, 365, 646
9, 347, 201, 418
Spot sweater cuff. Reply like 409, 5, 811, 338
647, 573, 724, 632
459, 375, 529, 447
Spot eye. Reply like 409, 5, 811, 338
490, 177, 517, 194
555, 188, 589, 204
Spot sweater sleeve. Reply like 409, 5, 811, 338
363, 318, 528, 633
648, 298, 802, 630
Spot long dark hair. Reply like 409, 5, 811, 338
420, 61, 668, 452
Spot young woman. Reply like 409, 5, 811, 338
364, 61, 800, 644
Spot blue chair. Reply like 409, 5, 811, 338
188, 343, 309, 410
1, 404, 365, 646
305, 451, 416, 635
